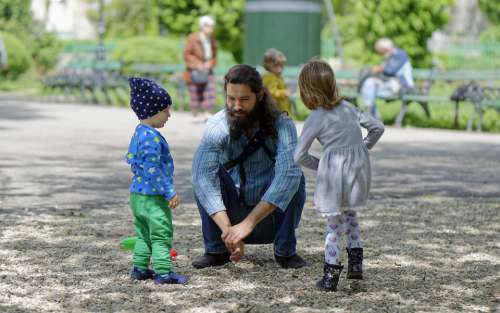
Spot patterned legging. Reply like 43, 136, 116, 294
324, 210, 362, 265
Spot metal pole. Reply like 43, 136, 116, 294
323, 0, 344, 68
96, 0, 106, 62
94, 0, 106, 102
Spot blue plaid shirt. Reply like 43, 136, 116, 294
125, 124, 176, 200
192, 110, 303, 215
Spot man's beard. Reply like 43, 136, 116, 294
226, 104, 259, 139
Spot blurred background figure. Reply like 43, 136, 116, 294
183, 15, 218, 123
0, 32, 8, 70
359, 38, 414, 120
262, 48, 294, 118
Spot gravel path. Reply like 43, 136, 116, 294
0, 100, 499, 313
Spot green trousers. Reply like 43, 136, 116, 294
130, 193, 173, 274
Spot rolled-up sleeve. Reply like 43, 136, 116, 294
192, 126, 225, 215
261, 118, 303, 211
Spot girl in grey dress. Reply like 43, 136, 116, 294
294, 60, 384, 292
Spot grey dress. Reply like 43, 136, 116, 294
294, 101, 384, 216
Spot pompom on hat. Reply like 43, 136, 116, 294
129, 77, 172, 120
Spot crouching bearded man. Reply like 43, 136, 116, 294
191, 64, 307, 269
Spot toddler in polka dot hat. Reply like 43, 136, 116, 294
129, 77, 172, 120
125, 77, 188, 285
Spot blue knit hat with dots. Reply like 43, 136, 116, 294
129, 77, 172, 120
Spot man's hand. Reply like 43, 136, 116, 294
372, 65, 383, 73
168, 195, 180, 209
230, 241, 245, 262
222, 219, 254, 247
220, 229, 245, 262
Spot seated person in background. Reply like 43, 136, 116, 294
262, 48, 294, 118
359, 38, 414, 120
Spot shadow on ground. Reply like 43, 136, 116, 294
1, 136, 499, 312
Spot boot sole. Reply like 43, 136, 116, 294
315, 281, 337, 292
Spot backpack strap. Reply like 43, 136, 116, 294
222, 129, 275, 171
222, 129, 276, 202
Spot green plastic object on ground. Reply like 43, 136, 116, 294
120, 236, 137, 251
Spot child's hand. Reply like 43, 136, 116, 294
169, 195, 180, 209
285, 89, 293, 97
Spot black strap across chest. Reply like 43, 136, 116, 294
222, 129, 276, 201
222, 129, 275, 170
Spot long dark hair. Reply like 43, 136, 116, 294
224, 64, 281, 140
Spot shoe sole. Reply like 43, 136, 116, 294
277, 261, 308, 269
192, 261, 230, 269
154, 280, 189, 285
346, 273, 363, 279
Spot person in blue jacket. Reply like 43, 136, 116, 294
125, 77, 188, 285
360, 38, 414, 120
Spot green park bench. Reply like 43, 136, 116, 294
43, 58, 128, 105
128, 63, 189, 110
377, 69, 500, 131
43, 43, 129, 105
42, 57, 500, 132
281, 65, 439, 127
286, 66, 500, 131
450, 83, 500, 131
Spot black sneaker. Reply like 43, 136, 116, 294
192, 252, 231, 269
275, 254, 307, 269
154, 271, 189, 285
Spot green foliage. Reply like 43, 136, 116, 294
157, 0, 245, 62
433, 40, 500, 70
0, 0, 33, 38
87, 0, 245, 62
0, 75, 41, 92
31, 27, 63, 73
480, 26, 500, 42
352, 0, 454, 67
0, 0, 62, 73
478, 0, 500, 25
0, 32, 32, 79
110, 36, 182, 72
87, 0, 160, 37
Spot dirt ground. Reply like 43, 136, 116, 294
0, 100, 499, 313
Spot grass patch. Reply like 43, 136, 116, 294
0, 75, 42, 94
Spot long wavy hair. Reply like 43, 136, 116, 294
224, 64, 281, 140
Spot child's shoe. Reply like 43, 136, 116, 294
315, 262, 343, 292
154, 272, 189, 285
131, 267, 155, 280
346, 247, 363, 279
